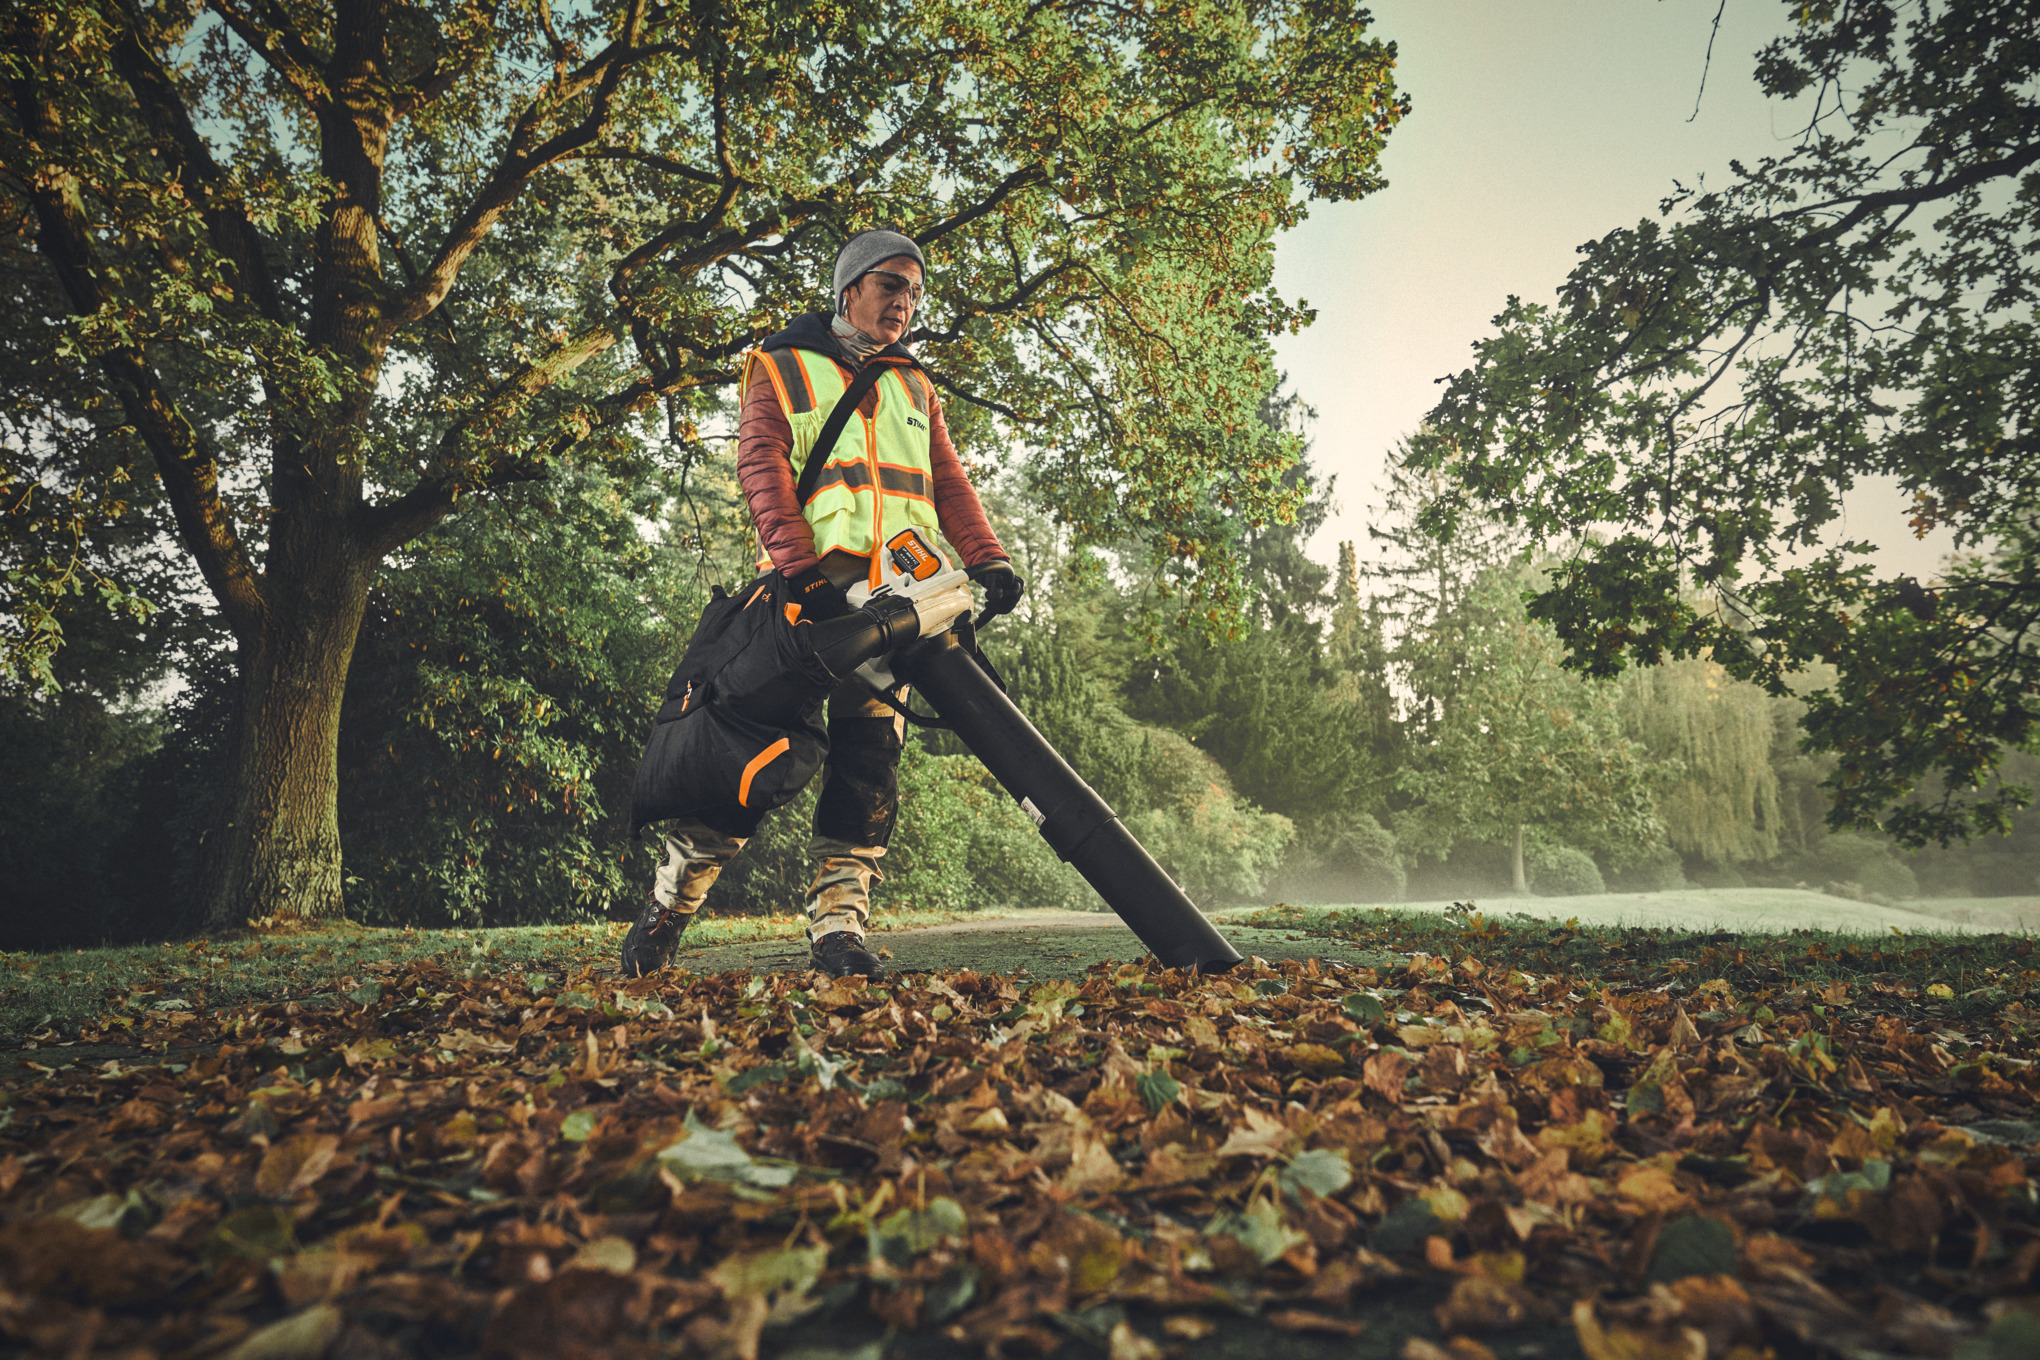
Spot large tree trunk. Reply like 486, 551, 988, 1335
1511, 823, 1529, 894
193, 540, 376, 931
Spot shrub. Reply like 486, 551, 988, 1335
1689, 862, 1748, 889
1604, 843, 1686, 893
1276, 811, 1405, 903
1404, 841, 1513, 900
1810, 834, 1919, 900
1128, 784, 1294, 907
338, 479, 682, 927
1528, 845, 1606, 897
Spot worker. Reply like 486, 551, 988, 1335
622, 229, 1023, 980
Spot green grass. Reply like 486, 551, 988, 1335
1235, 886, 2034, 936
0, 906, 982, 1040
1227, 899, 2040, 999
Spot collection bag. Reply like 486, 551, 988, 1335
628, 572, 835, 840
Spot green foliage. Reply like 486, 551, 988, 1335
1802, 834, 1921, 903
0, 0, 1409, 683
1125, 621, 1389, 823
0, 556, 214, 947
1909, 752, 2040, 897
1604, 843, 1688, 894
1619, 657, 1782, 867
0, 692, 161, 948
1127, 785, 1293, 907
1527, 845, 1605, 898
0, 0, 1407, 924
337, 476, 683, 926
1275, 810, 1405, 904
1396, 563, 1668, 867
1413, 1, 2040, 845
883, 747, 1091, 915
1123, 448, 1396, 824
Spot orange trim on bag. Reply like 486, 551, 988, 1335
737, 738, 791, 807
784, 602, 801, 625
743, 584, 769, 609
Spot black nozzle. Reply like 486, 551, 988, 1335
897, 630, 1242, 972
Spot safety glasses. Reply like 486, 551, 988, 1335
861, 268, 925, 307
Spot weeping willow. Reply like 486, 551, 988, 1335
1621, 658, 1782, 865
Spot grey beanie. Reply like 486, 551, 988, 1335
833, 229, 925, 308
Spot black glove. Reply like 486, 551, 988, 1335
782, 564, 852, 620
967, 559, 1025, 626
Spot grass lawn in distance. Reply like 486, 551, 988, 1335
1231, 886, 2038, 936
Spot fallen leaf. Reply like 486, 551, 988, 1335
1108, 1319, 1166, 1360
221, 1305, 344, 1360
254, 1134, 340, 1196
1573, 1298, 1706, 1360
1267, 1308, 1365, 1336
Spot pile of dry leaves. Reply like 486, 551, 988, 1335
3, 941, 2039, 1360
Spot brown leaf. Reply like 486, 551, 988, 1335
1643, 1275, 1762, 1355
0, 1218, 181, 1306
1107, 1319, 1166, 1360
1435, 1275, 1553, 1333
1459, 1103, 1541, 1170
110, 1097, 169, 1133
1513, 1147, 1597, 1207
481, 1265, 643, 1360
275, 1248, 373, 1307
1571, 1299, 1706, 1360
1060, 1130, 1124, 1194
255, 1134, 341, 1196
1027, 1211, 1124, 1294
1862, 1173, 1945, 1254
1616, 1165, 1689, 1214
221, 1305, 345, 1360
1420, 1043, 1470, 1093
1215, 1106, 1296, 1159
1139, 1142, 1216, 1186
1266, 1308, 1364, 1336
1871, 1287, 1971, 1356
1286, 1043, 1346, 1077
1363, 1049, 1412, 1102
1405, 1339, 1497, 1360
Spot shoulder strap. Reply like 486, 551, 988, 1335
792, 356, 921, 505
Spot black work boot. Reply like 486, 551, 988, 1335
620, 893, 696, 978
810, 930, 887, 980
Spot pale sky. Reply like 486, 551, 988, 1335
1271, 0, 1953, 582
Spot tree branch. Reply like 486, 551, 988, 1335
395, 0, 507, 114
11, 140, 266, 642
1774, 138, 2040, 251
915, 162, 1047, 247
573, 147, 723, 186
925, 371, 1049, 426
106, 0, 284, 324
360, 323, 619, 555
205, 0, 327, 105
380, 0, 652, 338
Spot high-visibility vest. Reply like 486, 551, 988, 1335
745, 346, 941, 589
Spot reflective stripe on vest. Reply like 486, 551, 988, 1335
745, 346, 940, 586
